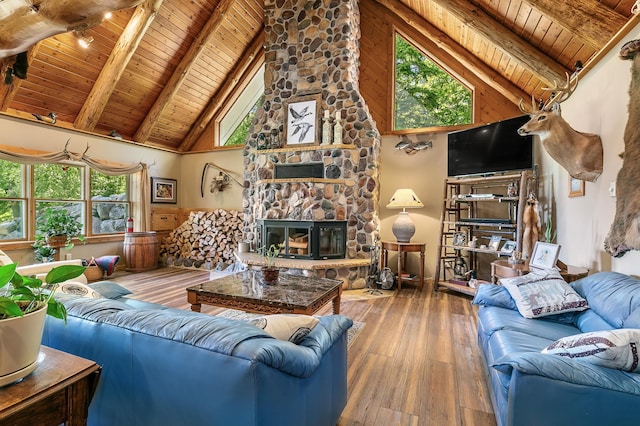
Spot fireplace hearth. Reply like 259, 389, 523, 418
259, 219, 346, 260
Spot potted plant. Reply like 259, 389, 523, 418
37, 207, 85, 249
33, 235, 56, 263
0, 263, 86, 386
257, 243, 281, 284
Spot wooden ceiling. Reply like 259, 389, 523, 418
0, 0, 636, 152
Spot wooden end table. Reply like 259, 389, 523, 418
0, 346, 101, 426
491, 259, 589, 284
380, 241, 426, 290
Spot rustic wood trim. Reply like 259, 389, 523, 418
134, 0, 236, 144
178, 32, 265, 152
580, 12, 640, 77
427, 0, 568, 86
74, 0, 165, 131
375, 0, 529, 106
520, 0, 626, 50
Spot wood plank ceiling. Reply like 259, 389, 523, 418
0, 0, 636, 152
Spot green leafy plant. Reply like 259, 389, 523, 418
36, 207, 85, 249
32, 235, 56, 263
257, 244, 282, 268
0, 263, 86, 321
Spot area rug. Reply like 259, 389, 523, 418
342, 288, 395, 301
216, 309, 365, 350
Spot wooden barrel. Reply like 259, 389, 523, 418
123, 232, 159, 272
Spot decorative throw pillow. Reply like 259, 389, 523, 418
55, 282, 102, 298
543, 329, 640, 373
88, 281, 132, 299
501, 268, 588, 318
249, 314, 319, 344
0, 249, 13, 266
94, 255, 120, 276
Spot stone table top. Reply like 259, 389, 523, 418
186, 270, 342, 312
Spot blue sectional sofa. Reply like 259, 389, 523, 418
474, 271, 640, 426
41, 294, 352, 426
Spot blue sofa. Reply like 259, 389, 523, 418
41, 294, 352, 426
474, 271, 640, 426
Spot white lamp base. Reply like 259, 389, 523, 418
391, 211, 415, 243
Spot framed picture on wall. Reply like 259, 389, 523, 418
569, 177, 585, 197
151, 177, 177, 204
284, 94, 321, 146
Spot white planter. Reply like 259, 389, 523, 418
0, 307, 46, 387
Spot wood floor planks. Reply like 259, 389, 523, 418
104, 267, 497, 426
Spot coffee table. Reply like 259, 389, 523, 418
186, 270, 342, 315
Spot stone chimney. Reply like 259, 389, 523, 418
242, 0, 381, 263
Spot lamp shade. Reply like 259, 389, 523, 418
386, 188, 424, 209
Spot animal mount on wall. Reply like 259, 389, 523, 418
517, 74, 603, 182
604, 39, 640, 258
0, 0, 143, 83
200, 162, 242, 197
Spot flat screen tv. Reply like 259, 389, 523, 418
447, 115, 534, 177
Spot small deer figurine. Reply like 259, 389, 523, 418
517, 74, 603, 182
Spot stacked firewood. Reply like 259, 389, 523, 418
160, 209, 244, 268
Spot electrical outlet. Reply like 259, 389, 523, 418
609, 181, 616, 197
64, 253, 72, 260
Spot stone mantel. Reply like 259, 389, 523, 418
235, 252, 369, 270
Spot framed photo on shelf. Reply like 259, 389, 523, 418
487, 235, 502, 251
452, 231, 467, 246
529, 241, 561, 269
569, 177, 585, 197
284, 94, 321, 146
500, 240, 516, 255
151, 177, 177, 204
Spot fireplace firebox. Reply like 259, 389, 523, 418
258, 219, 346, 260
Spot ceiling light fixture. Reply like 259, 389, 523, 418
75, 31, 94, 48
104, 11, 113, 19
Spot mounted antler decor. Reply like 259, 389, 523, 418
604, 39, 640, 258
517, 74, 603, 182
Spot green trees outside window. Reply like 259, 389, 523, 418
394, 34, 473, 130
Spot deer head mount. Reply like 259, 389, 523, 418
517, 74, 603, 182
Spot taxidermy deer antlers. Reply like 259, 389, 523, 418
517, 74, 603, 182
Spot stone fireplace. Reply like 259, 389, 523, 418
241, 0, 381, 287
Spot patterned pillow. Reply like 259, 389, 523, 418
501, 268, 588, 318
249, 314, 319, 344
55, 282, 102, 298
543, 329, 640, 373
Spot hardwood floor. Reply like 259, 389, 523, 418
104, 267, 496, 426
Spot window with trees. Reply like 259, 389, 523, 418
0, 160, 129, 242
218, 64, 265, 147
394, 33, 473, 130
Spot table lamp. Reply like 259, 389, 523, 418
386, 188, 424, 243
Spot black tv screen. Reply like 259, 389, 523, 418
447, 115, 534, 177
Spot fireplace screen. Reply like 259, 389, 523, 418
258, 220, 346, 260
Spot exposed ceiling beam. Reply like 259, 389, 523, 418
74, 0, 164, 132
0, 44, 41, 111
376, 0, 529, 105
520, 0, 627, 50
430, 0, 568, 86
133, 0, 235, 144
179, 32, 265, 152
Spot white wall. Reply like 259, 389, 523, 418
541, 24, 640, 276
180, 149, 244, 210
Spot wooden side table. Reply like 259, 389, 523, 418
0, 346, 101, 426
380, 241, 426, 290
491, 259, 589, 284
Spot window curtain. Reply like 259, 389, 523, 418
0, 143, 150, 231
